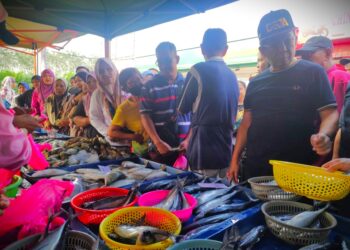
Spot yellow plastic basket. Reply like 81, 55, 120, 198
99, 207, 181, 250
270, 160, 350, 201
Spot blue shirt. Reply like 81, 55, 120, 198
140, 73, 190, 147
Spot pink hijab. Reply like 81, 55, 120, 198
38, 69, 55, 102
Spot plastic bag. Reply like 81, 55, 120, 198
173, 153, 188, 170
27, 134, 50, 170
0, 179, 73, 240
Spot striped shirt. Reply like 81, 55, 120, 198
140, 73, 190, 146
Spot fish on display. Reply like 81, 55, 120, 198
141, 179, 175, 193
182, 222, 223, 241
260, 180, 278, 186
195, 201, 250, 219
220, 225, 266, 250
109, 215, 172, 245
284, 206, 328, 228
298, 236, 349, 250
109, 178, 137, 188
195, 186, 234, 207
153, 181, 189, 211
182, 212, 236, 233
31, 169, 70, 178
82, 184, 138, 210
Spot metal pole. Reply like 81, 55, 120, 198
104, 38, 111, 58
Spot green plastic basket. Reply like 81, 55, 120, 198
4, 175, 22, 198
167, 240, 222, 250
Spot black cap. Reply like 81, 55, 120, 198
258, 9, 295, 42
296, 36, 333, 55
340, 58, 350, 66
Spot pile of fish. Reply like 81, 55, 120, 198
220, 225, 266, 250
81, 184, 138, 210
108, 215, 172, 246
299, 236, 350, 250
272, 205, 328, 229
45, 136, 131, 167
153, 181, 190, 211
181, 186, 258, 240
29, 161, 171, 201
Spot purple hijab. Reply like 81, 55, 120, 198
38, 69, 55, 102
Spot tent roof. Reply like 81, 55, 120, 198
3, 0, 236, 40
0, 17, 81, 50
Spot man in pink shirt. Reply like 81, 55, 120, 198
297, 36, 350, 113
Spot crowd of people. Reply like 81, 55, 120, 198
1, 9, 350, 215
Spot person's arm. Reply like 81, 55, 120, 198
322, 158, 350, 172
89, 91, 109, 137
332, 129, 341, 159
108, 125, 143, 144
310, 108, 339, 156
227, 110, 252, 183
73, 116, 90, 127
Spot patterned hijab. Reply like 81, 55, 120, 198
94, 58, 121, 107
38, 69, 55, 102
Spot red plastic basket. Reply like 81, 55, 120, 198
138, 190, 197, 222
70, 187, 138, 225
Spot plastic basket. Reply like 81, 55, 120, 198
261, 201, 337, 246
270, 160, 350, 201
63, 230, 96, 250
99, 207, 181, 250
138, 190, 197, 222
248, 176, 301, 201
71, 187, 137, 225
167, 239, 222, 250
4, 175, 22, 198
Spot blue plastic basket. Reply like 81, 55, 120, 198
167, 239, 222, 250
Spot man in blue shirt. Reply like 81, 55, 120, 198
227, 9, 339, 183
178, 28, 239, 178
140, 42, 190, 165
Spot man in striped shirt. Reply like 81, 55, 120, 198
140, 42, 190, 165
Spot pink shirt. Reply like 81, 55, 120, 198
31, 89, 45, 116
0, 97, 31, 187
327, 65, 350, 113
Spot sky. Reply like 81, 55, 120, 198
54, 0, 350, 69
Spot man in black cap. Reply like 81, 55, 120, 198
227, 9, 339, 182
297, 36, 350, 113
178, 28, 239, 178
340, 58, 350, 73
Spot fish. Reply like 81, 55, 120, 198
261, 180, 278, 186
220, 225, 265, 250
31, 169, 70, 178
114, 224, 171, 245
238, 225, 266, 249
141, 179, 175, 193
272, 214, 294, 222
182, 213, 235, 233
50, 173, 81, 181
285, 206, 328, 228
82, 196, 127, 210
122, 183, 139, 206
75, 168, 102, 174
154, 185, 179, 210
144, 170, 169, 180
196, 186, 234, 207
109, 178, 137, 188
195, 189, 242, 216
182, 222, 223, 240
298, 236, 348, 250
195, 202, 249, 219
121, 161, 146, 169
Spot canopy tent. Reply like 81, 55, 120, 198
3, 0, 235, 39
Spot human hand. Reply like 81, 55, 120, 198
155, 140, 172, 155
310, 133, 332, 155
57, 119, 70, 127
133, 134, 144, 144
322, 158, 350, 172
179, 138, 189, 152
227, 160, 240, 183
12, 106, 32, 115
13, 114, 42, 132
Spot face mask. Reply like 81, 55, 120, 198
128, 84, 142, 97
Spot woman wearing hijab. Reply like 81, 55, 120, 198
31, 69, 55, 117
45, 78, 71, 134
89, 58, 124, 138
14, 82, 31, 108
0, 76, 16, 108
72, 71, 99, 138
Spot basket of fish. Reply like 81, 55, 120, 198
99, 207, 181, 250
248, 176, 301, 201
71, 185, 138, 225
261, 201, 337, 246
270, 160, 350, 201
138, 181, 197, 222
167, 239, 222, 250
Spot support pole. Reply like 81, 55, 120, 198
104, 38, 111, 58
32, 42, 38, 75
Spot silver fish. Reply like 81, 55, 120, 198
286, 206, 328, 228
114, 225, 170, 245
109, 179, 137, 188
32, 169, 70, 178
196, 186, 233, 206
